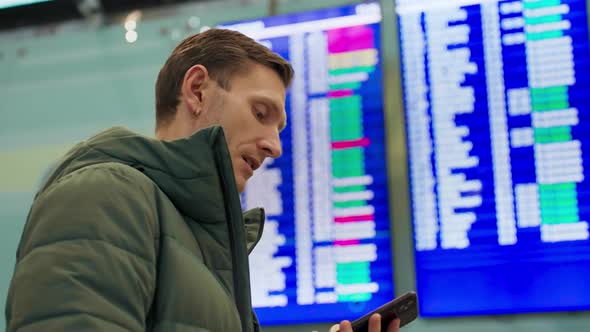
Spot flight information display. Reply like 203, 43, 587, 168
220, 3, 395, 325
398, 0, 590, 317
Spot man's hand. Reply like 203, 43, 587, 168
329, 314, 401, 332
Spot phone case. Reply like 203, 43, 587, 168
348, 291, 418, 331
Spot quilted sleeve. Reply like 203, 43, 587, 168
5, 164, 159, 332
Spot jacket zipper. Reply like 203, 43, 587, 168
210, 127, 254, 332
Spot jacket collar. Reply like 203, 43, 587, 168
87, 126, 233, 224
43, 126, 265, 251
243, 208, 265, 254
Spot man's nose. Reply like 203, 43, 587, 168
258, 132, 282, 159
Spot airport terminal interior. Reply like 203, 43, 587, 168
1, 0, 589, 331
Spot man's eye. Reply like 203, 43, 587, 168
254, 106, 267, 120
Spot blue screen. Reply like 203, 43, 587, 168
397, 0, 590, 317
220, 3, 395, 326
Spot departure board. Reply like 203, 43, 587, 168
220, 3, 395, 325
398, 0, 590, 317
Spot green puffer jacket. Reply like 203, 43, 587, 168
6, 126, 265, 332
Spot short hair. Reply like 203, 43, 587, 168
155, 28, 294, 129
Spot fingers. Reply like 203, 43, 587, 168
332, 316, 400, 332
331, 320, 352, 332
369, 313, 381, 332
388, 318, 401, 332
368, 314, 401, 332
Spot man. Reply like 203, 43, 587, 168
5, 29, 398, 332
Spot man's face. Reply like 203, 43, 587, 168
198, 63, 287, 193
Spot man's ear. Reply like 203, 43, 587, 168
181, 64, 209, 116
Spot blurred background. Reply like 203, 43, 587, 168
1, 0, 590, 331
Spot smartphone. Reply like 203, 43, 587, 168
340, 292, 418, 331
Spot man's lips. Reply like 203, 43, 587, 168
242, 155, 261, 172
